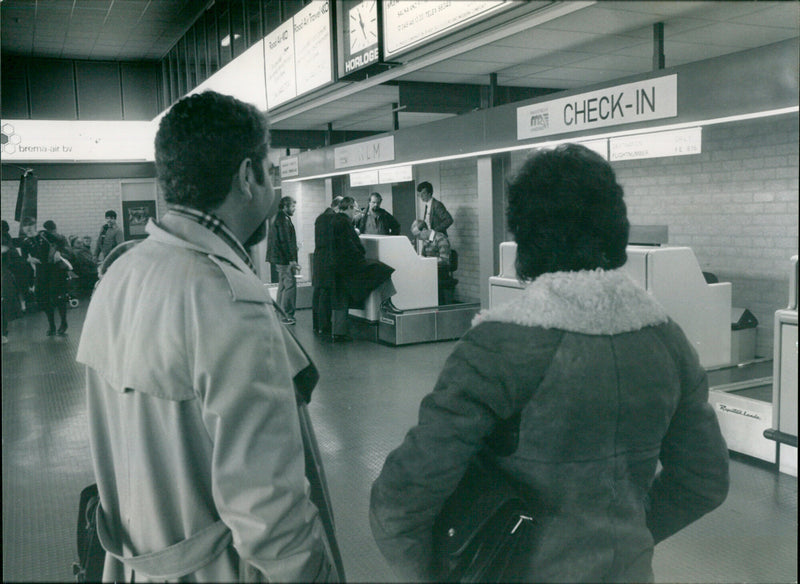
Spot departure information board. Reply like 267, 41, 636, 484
265, 0, 333, 110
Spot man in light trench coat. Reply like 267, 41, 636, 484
77, 91, 340, 582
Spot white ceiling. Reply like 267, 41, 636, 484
270, 1, 799, 132
1, 1, 798, 134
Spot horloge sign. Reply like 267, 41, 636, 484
336, 0, 383, 79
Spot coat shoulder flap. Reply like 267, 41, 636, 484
207, 255, 271, 303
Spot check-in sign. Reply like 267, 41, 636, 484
517, 75, 677, 140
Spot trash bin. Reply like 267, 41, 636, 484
730, 307, 758, 363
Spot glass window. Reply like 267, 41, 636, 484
176, 37, 187, 97
216, 2, 232, 67
161, 59, 172, 107
231, 0, 246, 58
205, 10, 219, 76
184, 28, 197, 91
194, 18, 208, 84
246, 0, 263, 46
263, 0, 282, 35
169, 48, 179, 105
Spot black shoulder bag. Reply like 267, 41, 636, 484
432, 414, 537, 583
73, 483, 104, 582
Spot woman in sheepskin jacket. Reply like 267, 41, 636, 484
369, 144, 730, 583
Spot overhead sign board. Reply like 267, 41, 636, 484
349, 164, 412, 186
350, 169, 380, 186
609, 127, 701, 161
335, 136, 395, 169
379, 165, 412, 183
517, 75, 678, 140
1, 120, 155, 162
337, 0, 383, 79
280, 156, 299, 178
382, 0, 509, 59
265, 0, 333, 110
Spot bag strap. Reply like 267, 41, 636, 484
95, 504, 232, 580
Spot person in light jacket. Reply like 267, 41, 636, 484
370, 143, 730, 582
77, 91, 337, 582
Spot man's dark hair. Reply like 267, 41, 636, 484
416, 181, 432, 194
105, 210, 117, 220
507, 143, 629, 282
369, 192, 382, 203
338, 196, 356, 211
279, 196, 294, 211
43, 220, 57, 232
155, 91, 269, 212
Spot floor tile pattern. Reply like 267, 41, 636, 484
2, 305, 797, 582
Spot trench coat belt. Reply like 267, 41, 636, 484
96, 504, 233, 579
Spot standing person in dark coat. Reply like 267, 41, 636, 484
356, 193, 401, 235
267, 196, 300, 325
20, 218, 72, 336
1, 219, 33, 312
2, 230, 24, 344
416, 181, 453, 237
329, 197, 395, 342
371, 144, 729, 582
312, 196, 342, 336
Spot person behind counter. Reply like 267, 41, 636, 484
370, 143, 730, 582
411, 219, 456, 305
416, 181, 453, 237
357, 192, 400, 235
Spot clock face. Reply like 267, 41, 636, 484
349, 0, 377, 53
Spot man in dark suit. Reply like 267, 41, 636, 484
328, 197, 395, 343
416, 181, 453, 237
312, 196, 342, 336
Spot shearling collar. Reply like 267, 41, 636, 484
475, 268, 669, 335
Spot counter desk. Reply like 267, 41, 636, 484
349, 234, 479, 345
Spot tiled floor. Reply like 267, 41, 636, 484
2, 303, 797, 582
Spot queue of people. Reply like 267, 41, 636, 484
4, 91, 729, 582
0, 209, 123, 343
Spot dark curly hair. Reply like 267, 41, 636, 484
155, 91, 269, 212
507, 143, 629, 282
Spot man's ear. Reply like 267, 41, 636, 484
236, 158, 253, 199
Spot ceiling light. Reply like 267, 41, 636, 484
220, 34, 241, 47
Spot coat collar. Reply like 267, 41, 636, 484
145, 213, 253, 276
475, 268, 669, 335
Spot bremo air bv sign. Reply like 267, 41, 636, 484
517, 75, 677, 140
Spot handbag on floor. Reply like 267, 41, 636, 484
432, 455, 536, 583
73, 483, 105, 583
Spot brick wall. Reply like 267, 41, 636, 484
438, 159, 480, 302
2, 178, 123, 246
509, 115, 798, 357
618, 115, 798, 357
282, 179, 328, 280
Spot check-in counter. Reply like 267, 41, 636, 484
766, 255, 798, 476
488, 242, 733, 369
623, 245, 732, 369
349, 235, 438, 322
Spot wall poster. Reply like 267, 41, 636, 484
122, 200, 156, 240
